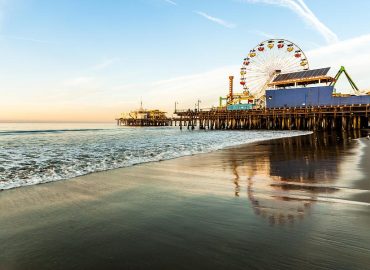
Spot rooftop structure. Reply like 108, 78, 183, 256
268, 67, 335, 88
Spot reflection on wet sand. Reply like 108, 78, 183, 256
228, 131, 366, 226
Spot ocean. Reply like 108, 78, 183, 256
0, 123, 310, 190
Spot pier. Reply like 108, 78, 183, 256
116, 105, 172, 126
172, 64, 370, 132
175, 105, 370, 131
116, 40, 370, 132
116, 117, 172, 126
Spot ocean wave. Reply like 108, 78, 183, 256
0, 127, 311, 191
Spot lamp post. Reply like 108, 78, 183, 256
197, 99, 201, 111
175, 101, 178, 113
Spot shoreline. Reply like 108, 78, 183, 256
0, 130, 312, 192
1, 131, 368, 201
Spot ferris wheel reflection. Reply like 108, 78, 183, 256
228, 131, 363, 226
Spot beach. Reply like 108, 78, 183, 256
0, 132, 369, 270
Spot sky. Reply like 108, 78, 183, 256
1, 0, 370, 122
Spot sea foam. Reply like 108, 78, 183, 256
0, 125, 311, 190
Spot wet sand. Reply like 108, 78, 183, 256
0, 132, 370, 270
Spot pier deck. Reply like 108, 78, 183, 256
174, 105, 370, 131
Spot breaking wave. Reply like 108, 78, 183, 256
0, 125, 311, 190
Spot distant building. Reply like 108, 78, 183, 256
117, 104, 170, 126
125, 109, 167, 120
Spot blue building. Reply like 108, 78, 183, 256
266, 86, 370, 108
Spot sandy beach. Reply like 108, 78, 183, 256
0, 132, 369, 270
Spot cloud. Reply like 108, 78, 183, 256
194, 11, 236, 29
92, 58, 120, 70
64, 77, 96, 87
109, 66, 238, 113
164, 0, 177, 5
243, 0, 338, 44
307, 34, 370, 92
249, 30, 276, 40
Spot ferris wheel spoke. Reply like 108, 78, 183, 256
245, 70, 269, 75
276, 52, 291, 69
247, 75, 268, 82
284, 60, 302, 71
246, 76, 268, 84
256, 50, 267, 66
245, 72, 269, 78
253, 48, 272, 69
246, 64, 266, 72
247, 78, 267, 90
256, 50, 270, 68
282, 58, 300, 72
247, 77, 269, 82
248, 76, 268, 83
250, 55, 268, 70
247, 77, 266, 85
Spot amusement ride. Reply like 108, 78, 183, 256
220, 38, 369, 109
241, 39, 309, 98
221, 39, 309, 107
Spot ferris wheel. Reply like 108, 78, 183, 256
240, 39, 309, 99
